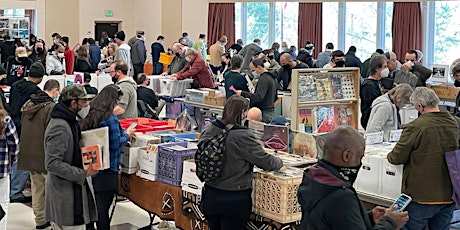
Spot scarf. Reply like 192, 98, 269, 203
50, 103, 85, 225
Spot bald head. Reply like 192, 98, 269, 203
247, 107, 262, 121
172, 42, 184, 53
280, 53, 293, 66
322, 126, 365, 167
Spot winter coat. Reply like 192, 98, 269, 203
17, 92, 55, 172
366, 94, 398, 142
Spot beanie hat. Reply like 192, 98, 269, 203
114, 31, 126, 41
29, 62, 45, 78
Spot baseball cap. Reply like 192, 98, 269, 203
16, 47, 28, 58
114, 31, 126, 41
60, 84, 95, 101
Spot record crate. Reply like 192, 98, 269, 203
253, 167, 304, 223
157, 141, 197, 186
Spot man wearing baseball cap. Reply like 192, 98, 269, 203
4, 46, 33, 86
44, 84, 97, 229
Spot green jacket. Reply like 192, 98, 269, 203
388, 111, 459, 202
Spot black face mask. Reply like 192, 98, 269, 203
175, 52, 181, 57
18, 57, 27, 62
455, 81, 460, 87
283, 64, 290, 70
111, 75, 119, 83
268, 55, 274, 60
325, 160, 362, 184
335, 60, 345, 68
36, 47, 44, 53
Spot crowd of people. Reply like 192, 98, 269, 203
1, 28, 460, 230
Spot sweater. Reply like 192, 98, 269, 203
176, 56, 214, 88
167, 54, 187, 75
200, 120, 283, 191
116, 78, 138, 119
388, 111, 458, 202
366, 94, 398, 142
131, 39, 147, 65
137, 86, 158, 109
224, 71, 249, 99
64, 48, 75, 74
209, 43, 225, 67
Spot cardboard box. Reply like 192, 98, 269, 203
132, 134, 161, 147
136, 145, 159, 181
355, 155, 382, 195
204, 96, 226, 106
120, 147, 141, 174
380, 158, 403, 199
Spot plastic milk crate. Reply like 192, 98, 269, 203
157, 141, 197, 186
253, 167, 304, 223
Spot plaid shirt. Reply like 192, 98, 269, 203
100, 114, 129, 172
0, 116, 20, 178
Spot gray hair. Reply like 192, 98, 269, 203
389, 83, 413, 105
369, 55, 386, 75
186, 47, 198, 56
409, 87, 440, 108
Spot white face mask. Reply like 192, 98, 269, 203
263, 62, 270, 69
57, 53, 65, 59
185, 56, 191, 62
381, 67, 390, 78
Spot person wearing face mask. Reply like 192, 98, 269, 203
198, 95, 283, 230
131, 32, 147, 81
5, 47, 33, 86
271, 42, 281, 64
151, 36, 166, 75
0, 66, 9, 113
171, 48, 214, 89
344, 46, 362, 69
388, 87, 458, 230
360, 55, 388, 129
296, 41, 314, 68
29, 39, 47, 68
220, 52, 232, 77
365, 84, 413, 141
236, 58, 279, 123
44, 84, 98, 230
258, 51, 281, 71
277, 52, 309, 91
192, 34, 208, 60
323, 50, 346, 69
209, 35, 228, 75
238, 39, 263, 72
298, 126, 409, 230
400, 49, 432, 87
110, 61, 138, 119
17, 79, 60, 230
46, 43, 66, 75
162, 42, 187, 75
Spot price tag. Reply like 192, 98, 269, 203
389, 129, 403, 142
364, 131, 384, 145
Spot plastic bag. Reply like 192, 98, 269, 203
175, 109, 197, 132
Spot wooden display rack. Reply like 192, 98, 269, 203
290, 67, 360, 133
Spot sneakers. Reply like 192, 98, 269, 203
36, 222, 51, 229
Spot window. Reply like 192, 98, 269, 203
384, 2, 393, 52
433, 1, 460, 65
322, 2, 338, 51
235, 2, 298, 49
345, 2, 377, 61
274, 2, 298, 49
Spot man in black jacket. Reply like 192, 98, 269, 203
277, 53, 309, 91
297, 126, 408, 230
360, 55, 386, 129
237, 58, 278, 123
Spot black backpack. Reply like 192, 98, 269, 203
195, 123, 234, 183
137, 100, 159, 120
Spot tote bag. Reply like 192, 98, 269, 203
445, 150, 460, 205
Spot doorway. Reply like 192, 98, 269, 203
94, 22, 119, 44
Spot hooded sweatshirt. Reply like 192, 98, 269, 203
10, 79, 42, 136
366, 93, 398, 142
297, 160, 397, 230
17, 91, 55, 172
116, 77, 138, 119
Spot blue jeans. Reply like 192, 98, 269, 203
403, 202, 455, 230
9, 162, 29, 200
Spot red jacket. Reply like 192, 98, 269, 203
64, 48, 75, 74
176, 56, 214, 88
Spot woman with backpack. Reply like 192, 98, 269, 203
197, 95, 283, 230
79, 84, 136, 230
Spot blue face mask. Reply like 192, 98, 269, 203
252, 71, 260, 79
53, 95, 59, 103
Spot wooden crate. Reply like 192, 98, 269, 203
253, 168, 303, 223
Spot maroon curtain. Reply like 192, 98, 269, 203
392, 2, 422, 62
207, 3, 235, 50
298, 3, 322, 58
25, 10, 35, 36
